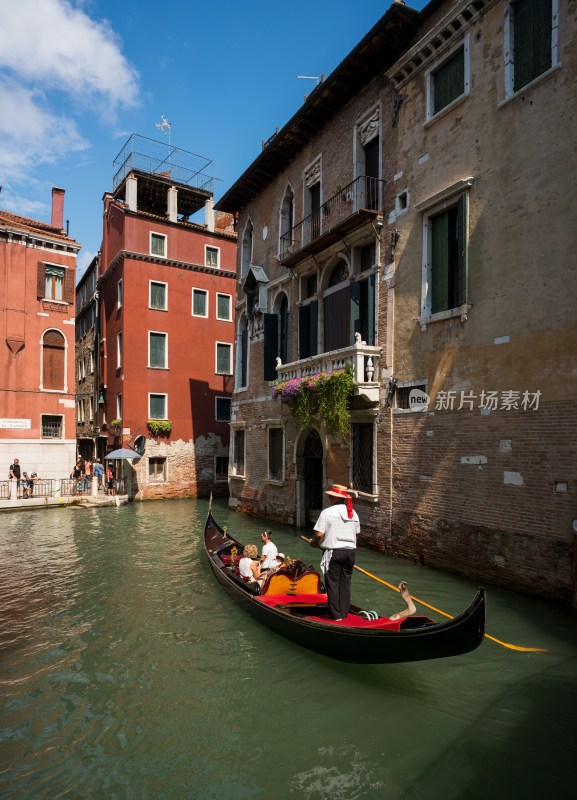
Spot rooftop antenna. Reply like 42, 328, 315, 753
296, 74, 324, 102
155, 115, 172, 146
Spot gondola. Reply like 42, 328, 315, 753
204, 508, 486, 664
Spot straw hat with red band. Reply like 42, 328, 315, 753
325, 483, 354, 519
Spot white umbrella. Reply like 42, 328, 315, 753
105, 448, 141, 460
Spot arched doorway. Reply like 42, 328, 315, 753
303, 429, 323, 525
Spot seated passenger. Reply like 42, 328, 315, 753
239, 544, 261, 584
257, 552, 286, 588
259, 529, 278, 571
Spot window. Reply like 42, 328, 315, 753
44, 265, 65, 301
509, 0, 554, 93
148, 457, 166, 482
216, 342, 232, 374
429, 196, 467, 315
149, 393, 167, 419
116, 393, 122, 420
42, 414, 63, 438
149, 281, 167, 310
395, 382, 428, 411
304, 160, 321, 244
117, 279, 123, 307
117, 332, 123, 369
351, 423, 374, 493
236, 315, 249, 390
215, 456, 229, 481
149, 331, 168, 369
89, 351, 94, 374
192, 288, 208, 317
215, 397, 231, 421
216, 293, 232, 321
150, 232, 166, 257
279, 185, 295, 254
42, 330, 65, 390
428, 46, 467, 117
268, 427, 284, 482
233, 429, 245, 476
205, 246, 220, 268
88, 396, 94, 421
241, 219, 253, 276
263, 293, 290, 380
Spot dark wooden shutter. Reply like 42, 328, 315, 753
324, 287, 350, 351
363, 137, 380, 210
514, 0, 533, 90
299, 306, 310, 359
533, 0, 552, 79
240, 328, 247, 387
433, 50, 464, 113
350, 281, 361, 344
456, 194, 467, 307
431, 212, 449, 314
64, 268, 74, 305
263, 313, 278, 380
43, 331, 65, 390
309, 300, 318, 357
366, 273, 375, 345
37, 262, 45, 299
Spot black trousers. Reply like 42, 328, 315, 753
325, 548, 355, 620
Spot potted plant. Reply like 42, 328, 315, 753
110, 418, 122, 433
147, 419, 173, 437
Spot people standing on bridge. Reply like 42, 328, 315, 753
310, 484, 360, 621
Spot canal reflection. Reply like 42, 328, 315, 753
0, 498, 576, 799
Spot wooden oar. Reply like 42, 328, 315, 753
300, 536, 547, 654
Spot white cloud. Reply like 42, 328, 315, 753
76, 248, 98, 282
0, 0, 139, 108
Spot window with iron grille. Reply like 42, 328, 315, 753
42, 415, 63, 439
268, 427, 284, 481
396, 383, 427, 410
233, 429, 245, 475
351, 423, 373, 493
148, 457, 166, 481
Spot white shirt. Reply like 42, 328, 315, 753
314, 504, 360, 550
261, 540, 278, 569
239, 557, 256, 580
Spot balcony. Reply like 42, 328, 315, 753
279, 175, 385, 268
276, 339, 382, 404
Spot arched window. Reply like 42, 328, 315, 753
42, 330, 65, 390
279, 186, 295, 251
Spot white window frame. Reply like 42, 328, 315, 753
117, 331, 123, 369
192, 288, 209, 318
215, 342, 233, 375
393, 380, 429, 415
148, 330, 168, 369
215, 396, 232, 422
43, 262, 66, 302
503, 0, 559, 101
415, 178, 474, 327
425, 36, 470, 123
216, 292, 232, 321
89, 351, 94, 374
150, 231, 167, 258
230, 424, 246, 478
148, 392, 168, 420
149, 280, 168, 311
148, 456, 167, 483
117, 278, 123, 308
205, 245, 220, 269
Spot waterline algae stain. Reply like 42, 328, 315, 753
0, 499, 575, 799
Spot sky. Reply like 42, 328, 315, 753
0, 0, 427, 280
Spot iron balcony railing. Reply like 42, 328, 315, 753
276, 339, 382, 404
113, 134, 214, 193
280, 175, 385, 260
0, 478, 126, 500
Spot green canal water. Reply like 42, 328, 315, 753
1, 498, 576, 799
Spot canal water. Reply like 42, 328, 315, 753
1, 498, 576, 800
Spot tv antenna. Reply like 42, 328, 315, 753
155, 115, 172, 146
296, 74, 324, 86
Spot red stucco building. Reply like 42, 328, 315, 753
95, 135, 237, 498
0, 189, 80, 479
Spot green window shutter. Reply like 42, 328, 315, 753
217, 294, 230, 319
350, 281, 361, 345
263, 313, 279, 381
366, 273, 375, 346
309, 300, 318, 357
193, 290, 206, 316
150, 395, 165, 419
433, 49, 464, 114
299, 306, 310, 359
431, 212, 449, 314
456, 194, 467, 307
514, 0, 534, 91
216, 343, 231, 374
240, 329, 248, 387
533, 0, 552, 78
151, 283, 165, 309
150, 333, 166, 368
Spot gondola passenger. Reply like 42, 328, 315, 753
239, 544, 261, 584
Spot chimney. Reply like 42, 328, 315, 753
51, 187, 65, 230
204, 197, 215, 232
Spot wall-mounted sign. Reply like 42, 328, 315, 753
0, 419, 31, 429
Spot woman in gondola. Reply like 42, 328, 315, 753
238, 544, 261, 585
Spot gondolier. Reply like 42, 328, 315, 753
310, 484, 360, 621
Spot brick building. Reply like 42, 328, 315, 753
0, 188, 81, 477
75, 255, 99, 460
95, 134, 237, 498
216, 0, 577, 603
